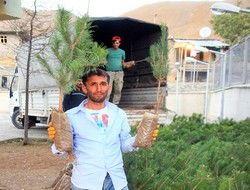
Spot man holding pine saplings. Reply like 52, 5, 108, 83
48, 69, 159, 190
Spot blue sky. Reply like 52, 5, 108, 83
22, 0, 222, 17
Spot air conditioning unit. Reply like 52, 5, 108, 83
0, 0, 21, 20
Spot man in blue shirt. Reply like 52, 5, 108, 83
106, 36, 126, 105
50, 69, 158, 190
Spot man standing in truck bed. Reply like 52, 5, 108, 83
106, 36, 126, 105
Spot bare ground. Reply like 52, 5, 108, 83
0, 139, 69, 190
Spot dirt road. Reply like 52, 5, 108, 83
0, 112, 68, 190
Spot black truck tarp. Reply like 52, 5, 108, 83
90, 17, 163, 89
90, 17, 167, 108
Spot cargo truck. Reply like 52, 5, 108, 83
2, 17, 165, 129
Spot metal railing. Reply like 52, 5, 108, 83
212, 35, 250, 90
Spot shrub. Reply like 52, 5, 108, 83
124, 114, 250, 190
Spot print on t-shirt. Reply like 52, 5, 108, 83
92, 113, 109, 129
86, 106, 109, 132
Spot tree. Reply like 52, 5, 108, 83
4, 1, 56, 145
210, 10, 250, 45
147, 24, 170, 113
36, 8, 108, 188
22, 0, 37, 145
37, 7, 107, 112
8, 0, 53, 145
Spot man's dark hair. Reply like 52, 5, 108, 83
82, 68, 110, 85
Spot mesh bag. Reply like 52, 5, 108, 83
133, 112, 159, 148
51, 110, 73, 153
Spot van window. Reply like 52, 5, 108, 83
1, 76, 7, 88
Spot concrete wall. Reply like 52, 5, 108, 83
206, 85, 250, 122
221, 85, 250, 121
167, 85, 250, 122
206, 90, 221, 121
0, 33, 19, 69
167, 92, 204, 116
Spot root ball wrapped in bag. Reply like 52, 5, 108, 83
51, 110, 73, 153
133, 112, 159, 148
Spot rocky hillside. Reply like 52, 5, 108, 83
122, 0, 250, 40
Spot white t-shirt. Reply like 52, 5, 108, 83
85, 106, 109, 133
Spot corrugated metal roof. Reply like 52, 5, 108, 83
174, 39, 229, 47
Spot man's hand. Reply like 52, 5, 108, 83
152, 125, 160, 141
136, 124, 160, 141
48, 121, 56, 140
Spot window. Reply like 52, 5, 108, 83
0, 35, 7, 43
1, 76, 7, 88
